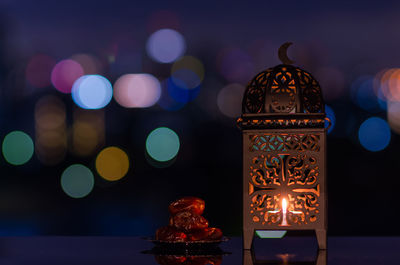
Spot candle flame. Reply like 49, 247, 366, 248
282, 198, 287, 214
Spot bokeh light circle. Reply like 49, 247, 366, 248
95, 147, 129, 181
325, 105, 336, 134
217, 83, 246, 117
351, 76, 381, 112
358, 117, 391, 152
158, 79, 186, 111
387, 101, 400, 134
72, 75, 113, 109
167, 77, 201, 103
70, 53, 102, 75
51, 59, 84, 93
171, 56, 204, 89
113, 73, 161, 108
146, 127, 180, 162
61, 164, 94, 198
146, 29, 186, 63
2, 131, 34, 165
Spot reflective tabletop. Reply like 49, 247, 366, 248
0, 236, 398, 264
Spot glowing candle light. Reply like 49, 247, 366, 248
281, 198, 288, 226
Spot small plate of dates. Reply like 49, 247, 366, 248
148, 197, 228, 249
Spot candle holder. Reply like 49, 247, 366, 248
237, 43, 328, 249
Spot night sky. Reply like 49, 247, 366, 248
0, 0, 399, 236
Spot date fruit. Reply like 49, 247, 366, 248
187, 227, 223, 241
169, 197, 205, 215
170, 211, 208, 232
155, 226, 187, 242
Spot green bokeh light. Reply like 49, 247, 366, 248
146, 127, 180, 162
61, 164, 94, 198
2, 131, 34, 165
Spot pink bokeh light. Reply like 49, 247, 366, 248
51, 59, 84, 94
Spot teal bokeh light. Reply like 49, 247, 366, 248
2, 131, 34, 165
146, 127, 180, 162
61, 164, 94, 198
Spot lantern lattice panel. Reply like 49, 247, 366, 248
247, 133, 322, 226
242, 129, 326, 249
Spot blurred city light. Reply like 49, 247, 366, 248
358, 117, 391, 152
51, 59, 84, 93
351, 76, 381, 112
325, 105, 336, 134
114, 73, 161, 108
70, 53, 103, 75
217, 83, 246, 118
71, 75, 113, 109
95, 146, 129, 181
171, 56, 204, 89
25, 54, 56, 88
146, 127, 180, 162
71, 108, 105, 157
217, 47, 255, 84
386, 68, 400, 102
2, 131, 34, 165
35, 95, 67, 165
387, 101, 400, 134
146, 28, 186, 63
157, 79, 186, 111
166, 77, 200, 103
61, 164, 94, 198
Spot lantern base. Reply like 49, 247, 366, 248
243, 229, 327, 250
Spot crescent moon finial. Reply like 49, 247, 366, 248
278, 42, 294, 65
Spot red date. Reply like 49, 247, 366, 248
155, 226, 187, 242
170, 211, 208, 232
169, 197, 205, 215
187, 227, 223, 241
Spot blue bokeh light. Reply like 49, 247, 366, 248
171, 68, 201, 89
167, 77, 201, 103
146, 127, 180, 162
158, 79, 186, 111
351, 76, 381, 112
72, 75, 113, 109
146, 29, 186, 63
358, 117, 391, 152
325, 105, 336, 134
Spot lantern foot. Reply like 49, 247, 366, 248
243, 250, 254, 265
243, 229, 254, 249
315, 229, 327, 249
316, 249, 327, 265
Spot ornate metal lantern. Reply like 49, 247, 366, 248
237, 43, 328, 249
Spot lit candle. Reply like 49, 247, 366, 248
280, 198, 288, 226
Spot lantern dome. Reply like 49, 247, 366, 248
238, 43, 327, 130
242, 64, 324, 114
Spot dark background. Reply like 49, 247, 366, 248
0, 0, 399, 236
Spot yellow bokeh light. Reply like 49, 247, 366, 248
95, 146, 129, 181
171, 56, 205, 82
